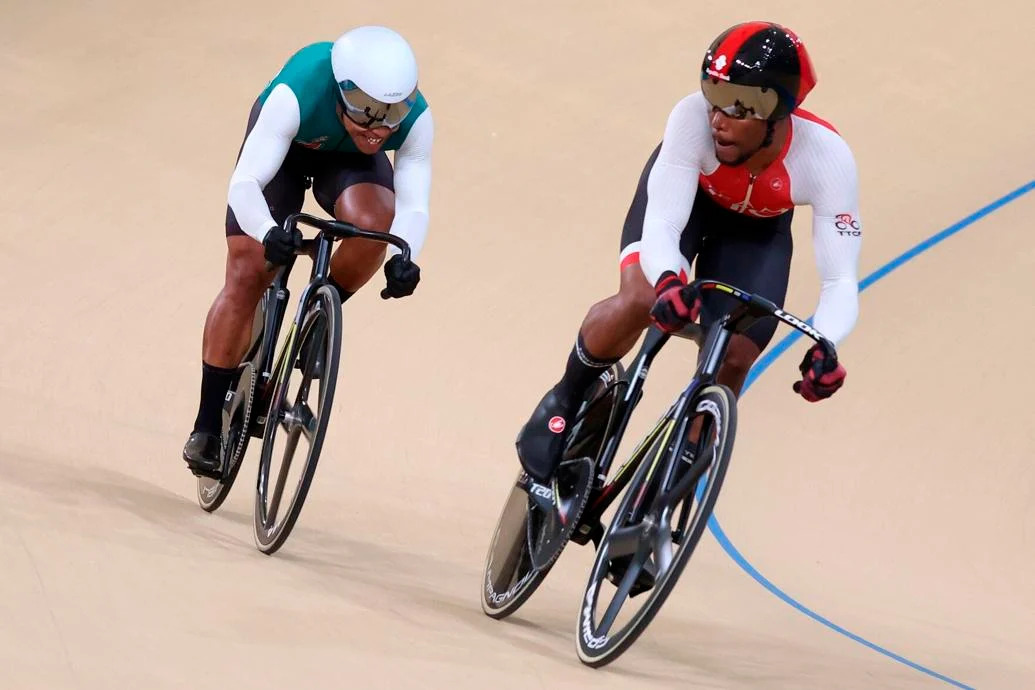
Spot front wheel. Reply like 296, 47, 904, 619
575, 384, 737, 667
253, 285, 342, 555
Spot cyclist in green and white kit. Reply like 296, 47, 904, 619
183, 25, 434, 479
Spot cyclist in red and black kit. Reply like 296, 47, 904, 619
517, 21, 863, 483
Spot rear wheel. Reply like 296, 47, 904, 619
252, 285, 342, 555
480, 363, 625, 619
196, 292, 269, 512
196, 363, 257, 512
575, 384, 737, 667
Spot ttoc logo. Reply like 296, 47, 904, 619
835, 213, 861, 237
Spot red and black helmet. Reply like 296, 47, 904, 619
700, 21, 817, 121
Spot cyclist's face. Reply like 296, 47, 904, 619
340, 109, 395, 154
709, 107, 768, 166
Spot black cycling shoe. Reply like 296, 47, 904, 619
182, 431, 223, 480
515, 386, 578, 484
606, 555, 657, 598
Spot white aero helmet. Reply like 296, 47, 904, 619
331, 25, 419, 128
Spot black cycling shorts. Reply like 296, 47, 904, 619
225, 98, 394, 237
619, 143, 794, 351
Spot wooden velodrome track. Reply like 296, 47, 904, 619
2, 1, 1032, 687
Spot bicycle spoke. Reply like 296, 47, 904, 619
663, 449, 713, 509
267, 425, 301, 521
653, 512, 677, 577
673, 488, 697, 544
297, 373, 313, 402
599, 553, 647, 634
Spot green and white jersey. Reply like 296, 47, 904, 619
227, 42, 433, 258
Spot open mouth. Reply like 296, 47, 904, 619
364, 134, 384, 146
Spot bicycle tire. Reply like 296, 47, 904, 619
253, 285, 342, 554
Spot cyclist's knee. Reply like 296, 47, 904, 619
335, 184, 394, 232
224, 237, 270, 304
349, 206, 394, 234
616, 271, 656, 326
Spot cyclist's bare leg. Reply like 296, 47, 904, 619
716, 334, 760, 396
202, 236, 275, 368
184, 235, 274, 476
517, 264, 657, 482
579, 264, 657, 360
327, 183, 395, 294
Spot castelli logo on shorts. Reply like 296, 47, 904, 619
548, 416, 566, 434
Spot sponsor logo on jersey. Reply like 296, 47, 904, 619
297, 136, 329, 150
835, 213, 862, 236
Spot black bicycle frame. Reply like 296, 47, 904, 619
578, 279, 836, 520
253, 212, 412, 400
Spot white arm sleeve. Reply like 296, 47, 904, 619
639, 95, 709, 285
807, 140, 862, 346
387, 108, 434, 261
227, 84, 301, 243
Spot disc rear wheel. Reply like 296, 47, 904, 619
480, 363, 625, 619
